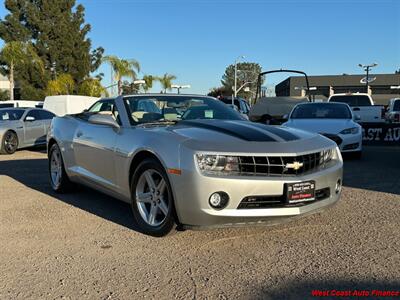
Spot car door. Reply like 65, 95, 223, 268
38, 110, 56, 136
23, 109, 46, 145
72, 101, 120, 190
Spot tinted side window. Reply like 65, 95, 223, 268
39, 110, 55, 120
393, 100, 400, 111
26, 110, 42, 120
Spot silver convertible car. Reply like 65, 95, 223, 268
48, 94, 343, 236
0, 107, 55, 154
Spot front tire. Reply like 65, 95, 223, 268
130, 158, 176, 237
1, 130, 18, 154
48, 143, 72, 193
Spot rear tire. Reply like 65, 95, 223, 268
1, 130, 18, 154
48, 143, 73, 193
130, 158, 176, 237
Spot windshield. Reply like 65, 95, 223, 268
124, 95, 244, 125
291, 103, 352, 119
329, 95, 371, 106
0, 109, 24, 121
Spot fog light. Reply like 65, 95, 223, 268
209, 192, 229, 209
335, 179, 342, 194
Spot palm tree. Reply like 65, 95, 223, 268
0, 41, 43, 100
142, 75, 154, 92
102, 55, 140, 95
157, 73, 177, 93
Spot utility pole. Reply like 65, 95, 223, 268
358, 63, 378, 93
50, 61, 57, 80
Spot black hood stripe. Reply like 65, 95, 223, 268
250, 122, 300, 141
179, 120, 277, 141
234, 121, 287, 142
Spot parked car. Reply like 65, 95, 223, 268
283, 102, 362, 158
385, 98, 400, 123
0, 107, 55, 154
48, 94, 343, 236
0, 100, 44, 109
43, 95, 99, 116
328, 93, 385, 123
218, 96, 250, 117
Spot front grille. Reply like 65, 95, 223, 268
237, 152, 323, 176
321, 133, 342, 145
237, 187, 330, 209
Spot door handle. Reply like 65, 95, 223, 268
353, 108, 360, 111
76, 131, 83, 138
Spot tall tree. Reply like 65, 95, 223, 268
102, 55, 140, 95
46, 73, 75, 95
221, 62, 263, 100
157, 73, 177, 93
208, 86, 229, 98
78, 78, 106, 97
0, 0, 104, 100
0, 41, 43, 100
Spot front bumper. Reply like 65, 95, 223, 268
170, 157, 343, 228
338, 132, 363, 153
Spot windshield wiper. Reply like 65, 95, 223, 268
136, 120, 178, 127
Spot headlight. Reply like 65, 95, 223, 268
319, 148, 335, 164
340, 127, 359, 134
195, 154, 239, 174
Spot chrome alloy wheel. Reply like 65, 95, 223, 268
50, 146, 63, 187
135, 169, 169, 227
4, 132, 18, 153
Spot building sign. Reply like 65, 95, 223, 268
362, 123, 400, 144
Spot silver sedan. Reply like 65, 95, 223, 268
0, 108, 55, 154
47, 94, 343, 237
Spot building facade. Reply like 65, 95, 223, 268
275, 73, 400, 105
0, 74, 10, 91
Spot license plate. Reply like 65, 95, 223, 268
286, 181, 315, 203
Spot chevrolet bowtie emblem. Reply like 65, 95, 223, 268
285, 161, 304, 170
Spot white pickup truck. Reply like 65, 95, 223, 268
328, 93, 385, 123
385, 98, 400, 123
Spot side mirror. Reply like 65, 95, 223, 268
88, 114, 120, 129
354, 114, 361, 121
25, 116, 35, 122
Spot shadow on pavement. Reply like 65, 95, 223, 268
0, 157, 139, 232
342, 146, 400, 195
0, 146, 398, 235
255, 279, 400, 300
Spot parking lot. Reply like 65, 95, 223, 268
0, 146, 399, 299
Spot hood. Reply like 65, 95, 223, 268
284, 119, 358, 135
163, 119, 334, 154
172, 119, 316, 142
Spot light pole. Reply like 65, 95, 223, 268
358, 63, 378, 92
171, 84, 191, 94
233, 55, 245, 105
50, 61, 57, 80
